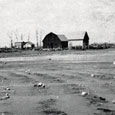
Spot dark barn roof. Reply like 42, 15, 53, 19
43, 32, 68, 42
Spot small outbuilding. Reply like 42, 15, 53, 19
14, 41, 26, 49
15, 41, 35, 50
43, 32, 68, 49
68, 31, 89, 50
23, 41, 35, 49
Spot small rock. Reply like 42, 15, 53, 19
49, 58, 51, 60
91, 74, 95, 77
112, 100, 115, 104
5, 93, 10, 98
33, 84, 37, 87
42, 83, 45, 88
4, 87, 10, 91
0, 93, 10, 100
33, 82, 45, 88
81, 91, 88, 96
38, 82, 43, 87
99, 97, 106, 101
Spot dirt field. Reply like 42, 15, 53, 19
0, 49, 115, 115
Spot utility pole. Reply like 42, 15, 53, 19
36, 30, 39, 48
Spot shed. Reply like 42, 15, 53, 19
43, 32, 68, 49
15, 41, 35, 49
23, 41, 35, 49
14, 41, 26, 49
68, 31, 89, 49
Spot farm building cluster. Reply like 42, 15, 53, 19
43, 31, 89, 50
14, 31, 89, 50
15, 41, 35, 50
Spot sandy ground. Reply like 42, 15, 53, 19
0, 49, 115, 115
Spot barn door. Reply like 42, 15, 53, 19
51, 43, 53, 48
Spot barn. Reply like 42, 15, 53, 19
43, 32, 68, 49
68, 32, 89, 50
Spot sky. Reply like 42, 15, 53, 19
0, 0, 115, 47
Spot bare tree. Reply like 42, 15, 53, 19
13, 29, 19, 42
40, 30, 42, 48
28, 32, 30, 42
7, 31, 13, 48
39, 28, 44, 48
36, 30, 39, 48
20, 33, 24, 42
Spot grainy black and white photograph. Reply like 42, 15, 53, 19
0, 0, 115, 115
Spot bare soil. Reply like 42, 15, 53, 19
0, 49, 115, 115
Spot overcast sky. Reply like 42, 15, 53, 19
0, 0, 115, 47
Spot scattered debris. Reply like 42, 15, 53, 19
0, 93, 10, 100
91, 74, 95, 77
99, 97, 106, 101
33, 82, 45, 88
33, 84, 38, 87
81, 91, 88, 97
86, 94, 108, 105
97, 108, 115, 114
4, 87, 11, 91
